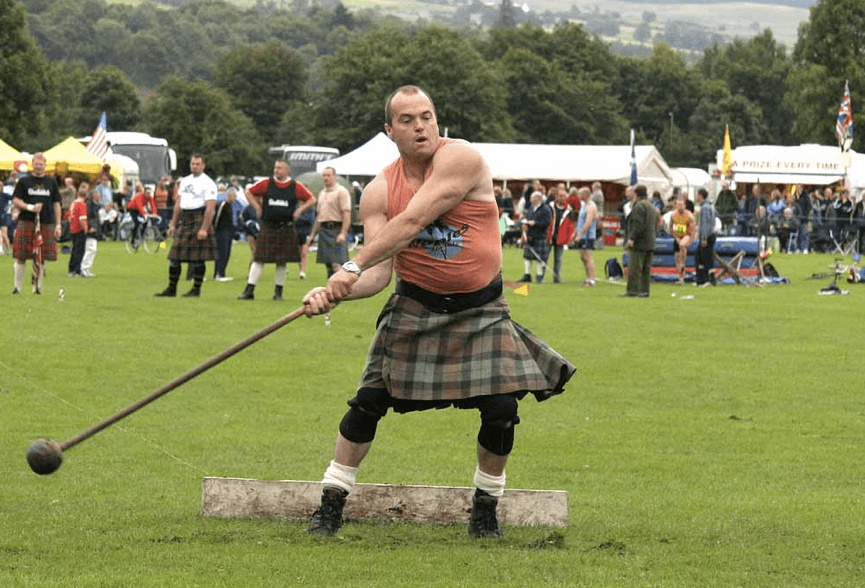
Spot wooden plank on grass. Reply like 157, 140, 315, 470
202, 477, 568, 528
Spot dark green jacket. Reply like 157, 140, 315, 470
628, 198, 658, 251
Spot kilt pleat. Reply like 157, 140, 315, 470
358, 294, 575, 402
254, 221, 299, 264
168, 209, 216, 262
315, 226, 349, 266
523, 238, 551, 262
13, 221, 58, 262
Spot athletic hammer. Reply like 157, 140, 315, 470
26, 307, 307, 475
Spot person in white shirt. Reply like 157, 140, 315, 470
155, 154, 218, 298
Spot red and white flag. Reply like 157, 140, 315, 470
836, 81, 853, 152
86, 112, 109, 161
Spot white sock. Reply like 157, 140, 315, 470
14, 261, 25, 291
524, 260, 532, 275
247, 262, 263, 285
274, 264, 287, 286
474, 467, 506, 498
322, 459, 358, 494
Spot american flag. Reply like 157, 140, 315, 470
836, 81, 853, 151
86, 112, 109, 161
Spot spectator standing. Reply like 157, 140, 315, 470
95, 173, 113, 209
155, 154, 218, 298
694, 188, 716, 286
66, 184, 89, 277
237, 159, 316, 301
834, 188, 854, 244
240, 202, 260, 260
715, 180, 738, 234
59, 176, 76, 241
213, 187, 238, 281
591, 181, 605, 249
547, 185, 574, 283
307, 166, 352, 278
572, 187, 598, 287
296, 202, 315, 280
81, 183, 99, 278
11, 153, 62, 295
623, 184, 658, 297
518, 191, 551, 283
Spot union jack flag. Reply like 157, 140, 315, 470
836, 81, 853, 151
86, 112, 109, 161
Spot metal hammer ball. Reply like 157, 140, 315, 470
27, 439, 63, 475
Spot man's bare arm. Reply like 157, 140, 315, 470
349, 142, 488, 272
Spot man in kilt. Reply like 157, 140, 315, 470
302, 85, 576, 539
517, 190, 552, 283
237, 159, 315, 301
305, 166, 352, 278
155, 154, 217, 298
11, 153, 62, 295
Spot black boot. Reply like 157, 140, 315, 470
237, 284, 255, 300
155, 287, 176, 297
468, 489, 503, 538
307, 486, 348, 537
273, 284, 283, 301
182, 287, 200, 298
517, 274, 531, 283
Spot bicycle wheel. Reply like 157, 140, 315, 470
142, 226, 162, 254
124, 233, 139, 254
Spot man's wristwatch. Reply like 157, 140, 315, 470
341, 260, 361, 277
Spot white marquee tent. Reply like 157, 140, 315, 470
715, 144, 865, 189
319, 133, 675, 195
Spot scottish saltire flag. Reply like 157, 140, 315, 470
836, 81, 853, 151
629, 128, 637, 186
86, 112, 109, 161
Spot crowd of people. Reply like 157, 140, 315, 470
491, 176, 865, 293
0, 153, 363, 298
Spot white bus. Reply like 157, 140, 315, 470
82, 131, 177, 187
267, 145, 339, 176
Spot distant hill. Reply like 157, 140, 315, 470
613, 0, 814, 5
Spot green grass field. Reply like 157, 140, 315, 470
2, 241, 863, 587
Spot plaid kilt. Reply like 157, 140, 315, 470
315, 225, 349, 266
254, 220, 300, 264
13, 221, 58, 262
523, 238, 551, 262
358, 293, 576, 404
168, 209, 217, 262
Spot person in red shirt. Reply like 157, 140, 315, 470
67, 183, 90, 276
237, 160, 316, 301
127, 183, 158, 246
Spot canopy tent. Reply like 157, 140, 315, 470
318, 133, 674, 196
715, 144, 863, 187
670, 167, 713, 201
0, 138, 24, 172
317, 133, 398, 177
42, 137, 107, 179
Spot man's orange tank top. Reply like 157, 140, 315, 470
384, 139, 502, 294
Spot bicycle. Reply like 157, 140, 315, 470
125, 215, 165, 254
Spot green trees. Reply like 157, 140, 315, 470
143, 77, 263, 176
790, 0, 865, 149
0, 0, 51, 148
215, 42, 309, 144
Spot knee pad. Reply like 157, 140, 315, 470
338, 387, 391, 444
476, 394, 520, 456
